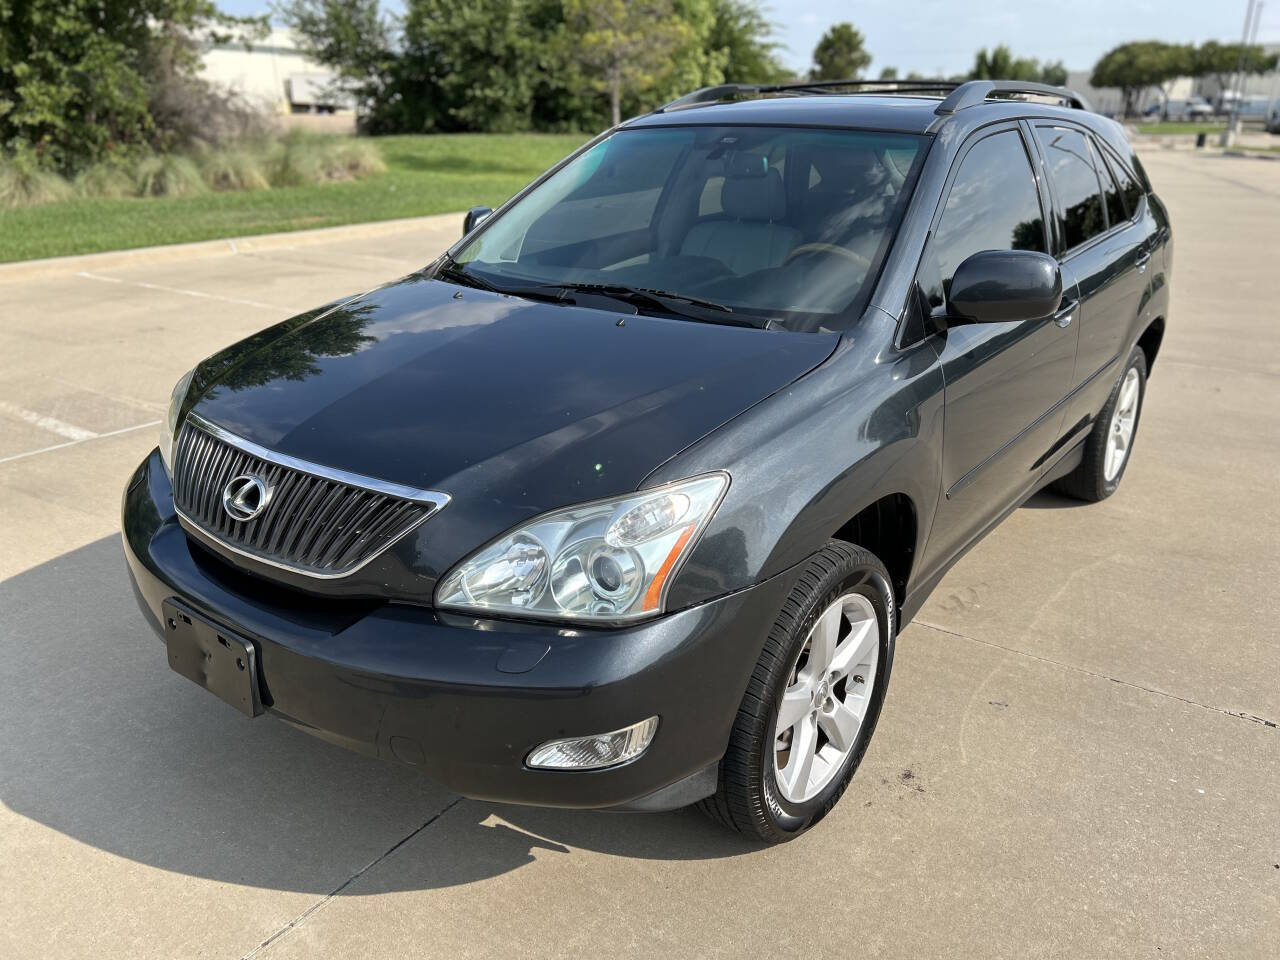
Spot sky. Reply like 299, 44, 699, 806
219, 0, 1279, 77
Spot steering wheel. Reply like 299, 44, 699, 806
783, 243, 873, 269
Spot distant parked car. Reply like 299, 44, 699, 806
124, 78, 1172, 843
1145, 98, 1214, 121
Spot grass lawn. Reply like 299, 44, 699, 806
1133, 122, 1226, 136
0, 134, 588, 264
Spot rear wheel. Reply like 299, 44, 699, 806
699, 541, 895, 843
1054, 346, 1147, 502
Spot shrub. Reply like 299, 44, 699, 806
73, 164, 138, 200
331, 139, 387, 179
264, 134, 324, 187
200, 149, 271, 191
266, 133, 386, 187
1, 133, 384, 205
133, 154, 207, 198
0, 155, 74, 209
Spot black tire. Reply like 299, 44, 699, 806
1053, 346, 1147, 503
698, 541, 896, 843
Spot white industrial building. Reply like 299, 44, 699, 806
200, 27, 353, 120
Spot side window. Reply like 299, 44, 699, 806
1104, 150, 1143, 217
916, 130, 1047, 317
1096, 142, 1127, 225
1035, 126, 1106, 250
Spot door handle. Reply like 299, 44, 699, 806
1135, 250, 1152, 274
1053, 299, 1076, 328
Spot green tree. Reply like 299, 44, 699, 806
274, 0, 392, 116
1039, 60, 1068, 87
401, 0, 547, 132
969, 45, 1069, 86
878, 66, 898, 81
568, 0, 704, 126
1192, 40, 1280, 95
810, 23, 871, 82
708, 0, 790, 84
0, 0, 263, 171
1091, 41, 1193, 117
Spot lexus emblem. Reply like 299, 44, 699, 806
222, 473, 272, 522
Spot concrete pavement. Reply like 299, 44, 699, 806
1, 153, 1276, 959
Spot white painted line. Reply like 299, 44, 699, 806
240, 248, 419, 270
76, 271, 293, 312
50, 378, 166, 414
0, 400, 97, 441
0, 420, 161, 465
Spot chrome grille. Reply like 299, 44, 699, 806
171, 416, 447, 578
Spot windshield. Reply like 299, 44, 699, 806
449, 125, 928, 332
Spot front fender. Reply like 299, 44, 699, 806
650, 309, 945, 611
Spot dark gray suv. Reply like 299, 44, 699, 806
123, 79, 1171, 843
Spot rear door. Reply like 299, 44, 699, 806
1028, 123, 1152, 444
916, 123, 1080, 575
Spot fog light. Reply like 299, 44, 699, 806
526, 716, 659, 770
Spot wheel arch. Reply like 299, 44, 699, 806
831, 492, 918, 609
1137, 316, 1165, 373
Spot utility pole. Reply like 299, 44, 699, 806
1222, 0, 1258, 146
1247, 2, 1265, 113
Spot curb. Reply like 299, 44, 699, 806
0, 211, 464, 284
1223, 149, 1280, 162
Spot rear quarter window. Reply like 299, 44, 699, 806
1035, 126, 1107, 251
1103, 148, 1144, 218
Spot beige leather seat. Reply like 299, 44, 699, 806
680, 169, 800, 275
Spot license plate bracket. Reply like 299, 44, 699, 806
162, 599, 264, 717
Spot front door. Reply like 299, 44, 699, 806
916, 124, 1080, 577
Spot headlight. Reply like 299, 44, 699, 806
158, 367, 195, 473
436, 473, 728, 623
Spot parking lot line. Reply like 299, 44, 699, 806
0, 419, 160, 465
76, 270, 294, 312
0, 400, 97, 441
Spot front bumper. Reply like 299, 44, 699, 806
122, 450, 795, 811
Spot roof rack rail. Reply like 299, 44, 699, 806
934, 80, 1091, 116
655, 78, 961, 113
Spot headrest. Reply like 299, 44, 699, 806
722, 167, 786, 222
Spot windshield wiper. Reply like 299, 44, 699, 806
436, 260, 570, 304
436, 265, 772, 329
570, 284, 732, 312
547, 283, 771, 329
435, 258, 502, 292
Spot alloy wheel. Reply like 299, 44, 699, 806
1104, 367, 1141, 482
773, 592, 880, 804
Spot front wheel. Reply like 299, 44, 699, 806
1054, 346, 1147, 502
698, 541, 895, 843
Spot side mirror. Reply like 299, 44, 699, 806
463, 206, 493, 236
948, 250, 1062, 324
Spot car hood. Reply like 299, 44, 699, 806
191, 276, 838, 516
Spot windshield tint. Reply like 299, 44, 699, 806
452, 125, 928, 332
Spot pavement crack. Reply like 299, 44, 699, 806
913, 619, 1276, 731
241, 796, 464, 959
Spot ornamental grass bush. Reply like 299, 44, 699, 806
0, 134, 386, 209
73, 164, 137, 200
133, 154, 208, 198
0, 155, 74, 209
199, 148, 271, 191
